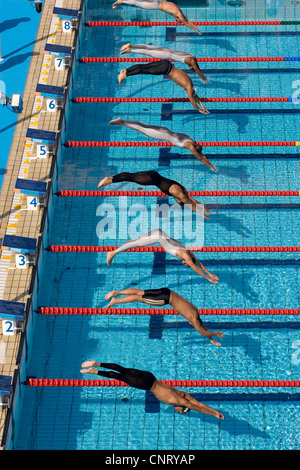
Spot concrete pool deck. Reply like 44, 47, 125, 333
0, 0, 82, 449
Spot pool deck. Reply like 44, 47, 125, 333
0, 0, 82, 449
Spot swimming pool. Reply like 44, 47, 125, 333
7, 0, 300, 450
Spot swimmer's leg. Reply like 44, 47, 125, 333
106, 293, 144, 308
122, 44, 177, 61
109, 118, 173, 142
114, 0, 160, 9
106, 287, 144, 300
121, 44, 153, 54
105, 288, 144, 307
119, 61, 170, 85
107, 229, 161, 265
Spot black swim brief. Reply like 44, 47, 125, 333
142, 287, 171, 306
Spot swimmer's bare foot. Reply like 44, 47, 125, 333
106, 297, 117, 308
107, 251, 115, 266
112, 0, 122, 8
121, 43, 131, 51
80, 367, 97, 374
81, 360, 99, 368
118, 69, 127, 85
97, 176, 112, 188
121, 44, 132, 54
80, 360, 102, 374
105, 290, 116, 300
109, 118, 124, 126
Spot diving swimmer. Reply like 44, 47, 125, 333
80, 361, 224, 418
112, 0, 202, 35
105, 287, 225, 346
117, 59, 210, 114
109, 118, 216, 171
103, 228, 219, 284
120, 43, 208, 82
97, 171, 212, 218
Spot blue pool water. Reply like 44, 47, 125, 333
9, 0, 300, 450
0, 0, 40, 188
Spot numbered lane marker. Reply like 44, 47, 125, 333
2, 319, 17, 336
46, 98, 58, 112
15, 253, 30, 269
55, 57, 65, 70
36, 144, 50, 158
62, 19, 72, 33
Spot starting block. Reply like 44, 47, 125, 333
0, 299, 25, 337
14, 178, 47, 211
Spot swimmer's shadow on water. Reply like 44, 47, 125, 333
182, 110, 249, 134
0, 18, 30, 34
205, 213, 253, 238
0, 51, 39, 72
157, 150, 252, 184
180, 329, 264, 365
162, 404, 270, 438
103, 261, 259, 304
131, 76, 243, 98
165, 263, 259, 304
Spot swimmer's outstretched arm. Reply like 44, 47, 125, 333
186, 89, 210, 114
181, 253, 218, 283
178, 16, 202, 35
183, 199, 210, 219
184, 141, 216, 172
192, 320, 225, 346
186, 194, 212, 216
181, 394, 224, 419
193, 258, 219, 283
160, 3, 202, 35
189, 262, 218, 283
186, 59, 208, 83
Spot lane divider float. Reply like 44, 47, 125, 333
23, 378, 300, 387
46, 245, 300, 253
37, 307, 300, 316
72, 96, 294, 103
80, 56, 300, 63
64, 140, 299, 147
56, 190, 300, 197
86, 20, 300, 27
